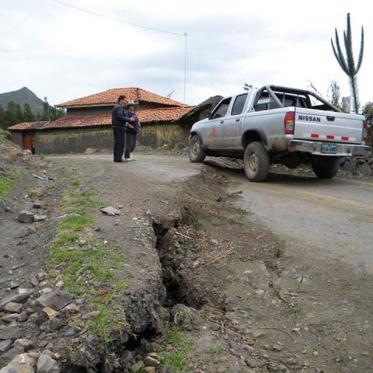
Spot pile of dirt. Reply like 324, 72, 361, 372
340, 152, 373, 177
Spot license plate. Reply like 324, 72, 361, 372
321, 143, 337, 154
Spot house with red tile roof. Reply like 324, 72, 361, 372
8, 87, 219, 154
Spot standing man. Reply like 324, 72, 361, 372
124, 101, 140, 161
112, 95, 133, 162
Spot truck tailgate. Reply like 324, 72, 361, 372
294, 108, 363, 144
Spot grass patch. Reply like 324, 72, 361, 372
0, 165, 17, 200
207, 346, 222, 355
0, 129, 10, 140
50, 187, 126, 342
61, 188, 101, 214
29, 187, 42, 199
58, 214, 93, 232
160, 328, 193, 372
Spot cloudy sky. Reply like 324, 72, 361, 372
0, 0, 372, 107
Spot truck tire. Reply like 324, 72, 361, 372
189, 134, 206, 163
311, 156, 340, 179
244, 142, 270, 182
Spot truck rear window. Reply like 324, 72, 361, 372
253, 88, 338, 112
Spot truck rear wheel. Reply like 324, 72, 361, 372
244, 142, 270, 182
311, 156, 340, 179
189, 134, 206, 163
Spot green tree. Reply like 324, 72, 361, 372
38, 97, 65, 121
0, 105, 5, 129
362, 102, 373, 145
15, 104, 23, 123
50, 106, 65, 120
23, 103, 35, 122
42, 97, 50, 120
4, 101, 18, 129
327, 80, 342, 110
362, 102, 373, 123
331, 13, 364, 113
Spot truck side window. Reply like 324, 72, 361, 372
211, 98, 231, 119
231, 94, 248, 115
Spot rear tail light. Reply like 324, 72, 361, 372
363, 120, 368, 143
284, 112, 295, 135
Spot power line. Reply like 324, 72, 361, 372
183, 32, 187, 103
50, 0, 188, 103
51, 0, 184, 36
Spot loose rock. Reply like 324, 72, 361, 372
131, 361, 145, 372
36, 290, 73, 311
144, 368, 156, 373
100, 206, 121, 216
10, 280, 20, 289
0, 340, 13, 353
0, 353, 36, 373
34, 214, 47, 222
0, 288, 33, 310
14, 339, 34, 351
32, 201, 42, 209
37, 353, 60, 373
2, 313, 19, 323
0, 326, 22, 340
17, 210, 34, 224
4, 302, 23, 313
144, 355, 160, 367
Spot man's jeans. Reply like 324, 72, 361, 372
124, 132, 137, 159
113, 126, 125, 162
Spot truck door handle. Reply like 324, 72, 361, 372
327, 116, 335, 121
220, 120, 224, 124
235, 119, 240, 122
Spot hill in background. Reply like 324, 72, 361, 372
0, 87, 45, 114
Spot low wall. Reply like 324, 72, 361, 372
34, 123, 190, 154
138, 123, 189, 148
10, 132, 23, 148
35, 127, 112, 154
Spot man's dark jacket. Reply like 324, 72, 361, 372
112, 104, 130, 127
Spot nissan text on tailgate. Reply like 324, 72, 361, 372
189, 85, 369, 181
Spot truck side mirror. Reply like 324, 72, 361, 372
207, 111, 213, 120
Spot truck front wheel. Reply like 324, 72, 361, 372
189, 134, 206, 163
311, 156, 340, 179
244, 142, 270, 182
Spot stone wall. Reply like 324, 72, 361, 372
35, 127, 112, 154
34, 123, 190, 154
138, 123, 189, 148
10, 132, 23, 148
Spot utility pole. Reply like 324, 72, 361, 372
183, 32, 187, 104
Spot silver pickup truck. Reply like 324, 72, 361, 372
189, 85, 369, 181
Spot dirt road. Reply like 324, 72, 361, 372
44, 153, 373, 372
52, 154, 373, 275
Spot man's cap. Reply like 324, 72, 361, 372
125, 100, 139, 108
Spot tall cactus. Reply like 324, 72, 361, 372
331, 13, 364, 113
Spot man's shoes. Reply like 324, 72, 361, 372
113, 159, 123, 163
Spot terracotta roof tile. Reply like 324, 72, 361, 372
57, 87, 184, 108
8, 121, 48, 131
42, 106, 193, 130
